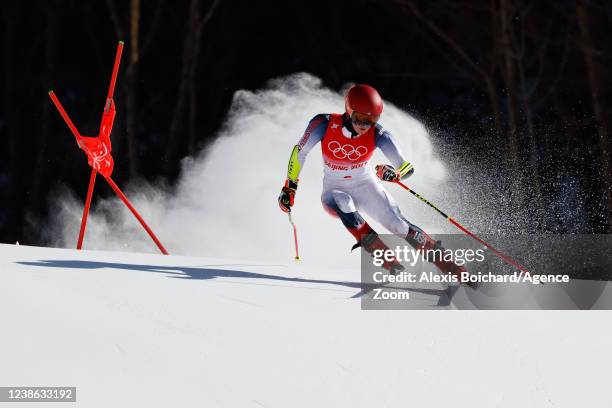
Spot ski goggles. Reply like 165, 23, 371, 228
350, 111, 379, 127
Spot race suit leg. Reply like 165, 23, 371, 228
351, 176, 468, 280
351, 175, 411, 236
320, 180, 403, 273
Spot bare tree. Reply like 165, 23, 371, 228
125, 0, 140, 177
165, 0, 221, 173
394, 0, 503, 136
500, 0, 547, 225
2, 1, 22, 238
105, 0, 165, 178
188, 0, 220, 154
28, 3, 61, 215
577, 0, 612, 230
393, 0, 556, 225
498, 0, 521, 167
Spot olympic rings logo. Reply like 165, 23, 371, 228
327, 141, 369, 161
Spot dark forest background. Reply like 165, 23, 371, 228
1, 0, 611, 245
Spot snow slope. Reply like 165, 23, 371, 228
1, 243, 610, 407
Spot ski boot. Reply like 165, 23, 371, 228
352, 230, 405, 275
406, 225, 477, 289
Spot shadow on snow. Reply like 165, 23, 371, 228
16, 259, 453, 305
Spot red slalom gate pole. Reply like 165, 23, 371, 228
50, 41, 167, 255
394, 180, 530, 276
48, 91, 81, 141
104, 176, 168, 255
77, 169, 97, 250
288, 212, 300, 260
48, 91, 98, 250
106, 41, 123, 103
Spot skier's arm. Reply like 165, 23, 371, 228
279, 114, 329, 212
375, 125, 414, 181
287, 114, 329, 182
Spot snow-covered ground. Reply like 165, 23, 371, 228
1, 243, 610, 407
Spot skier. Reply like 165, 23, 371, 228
278, 84, 469, 282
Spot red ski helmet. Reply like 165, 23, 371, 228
345, 84, 383, 123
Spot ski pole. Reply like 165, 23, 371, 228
287, 211, 300, 261
394, 180, 530, 276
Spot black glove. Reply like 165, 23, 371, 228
375, 164, 400, 182
278, 179, 298, 212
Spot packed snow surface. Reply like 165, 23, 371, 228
1, 243, 609, 407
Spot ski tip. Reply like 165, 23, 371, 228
48, 89, 54, 94
119, 40, 125, 45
